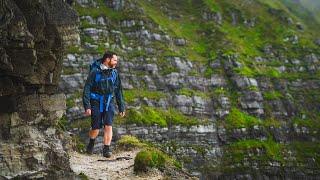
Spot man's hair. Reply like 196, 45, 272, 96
102, 51, 117, 63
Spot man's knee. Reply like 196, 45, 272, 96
104, 125, 112, 131
89, 129, 99, 138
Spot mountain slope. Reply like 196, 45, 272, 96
62, 0, 320, 178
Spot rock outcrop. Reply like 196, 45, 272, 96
0, 0, 78, 178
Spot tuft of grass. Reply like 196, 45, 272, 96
234, 66, 257, 77
133, 145, 182, 173
78, 172, 89, 180
225, 108, 262, 129
66, 46, 82, 54
56, 115, 68, 131
213, 87, 226, 95
263, 118, 282, 128
117, 135, 145, 151
71, 135, 86, 153
263, 90, 284, 100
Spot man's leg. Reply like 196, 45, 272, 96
89, 129, 100, 139
102, 105, 114, 158
86, 105, 101, 154
103, 125, 112, 145
102, 125, 113, 158
86, 129, 99, 154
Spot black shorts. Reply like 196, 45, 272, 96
90, 100, 115, 130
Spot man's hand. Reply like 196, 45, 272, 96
119, 111, 125, 118
85, 109, 91, 116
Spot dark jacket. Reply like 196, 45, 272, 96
83, 65, 125, 113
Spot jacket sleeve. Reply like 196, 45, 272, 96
114, 72, 125, 112
83, 70, 95, 110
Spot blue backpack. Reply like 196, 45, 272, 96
89, 59, 117, 113
90, 58, 102, 72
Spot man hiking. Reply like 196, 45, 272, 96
83, 51, 125, 158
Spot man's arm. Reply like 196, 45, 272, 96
83, 70, 95, 111
115, 72, 125, 113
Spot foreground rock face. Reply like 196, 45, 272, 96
0, 0, 78, 178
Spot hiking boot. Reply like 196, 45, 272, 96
86, 138, 95, 154
103, 145, 112, 158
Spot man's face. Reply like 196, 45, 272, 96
105, 55, 118, 68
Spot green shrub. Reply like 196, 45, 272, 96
134, 149, 166, 172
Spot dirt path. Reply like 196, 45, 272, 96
69, 150, 164, 180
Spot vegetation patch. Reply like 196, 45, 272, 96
263, 90, 284, 100
177, 88, 211, 98
78, 172, 89, 180
224, 108, 262, 129
66, 45, 82, 54
116, 106, 199, 127
289, 141, 320, 169
292, 117, 320, 131
134, 149, 166, 172
123, 89, 166, 103
116, 135, 145, 151
56, 115, 68, 131
114, 135, 181, 173
71, 135, 86, 153
137, 0, 208, 63
69, 118, 91, 130
134, 146, 181, 173
224, 138, 285, 165
74, 0, 126, 20
66, 91, 83, 108
262, 118, 282, 128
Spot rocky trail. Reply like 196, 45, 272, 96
70, 149, 164, 180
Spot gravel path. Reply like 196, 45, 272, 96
69, 150, 163, 180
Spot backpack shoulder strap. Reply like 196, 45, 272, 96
94, 69, 102, 83
110, 69, 117, 85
